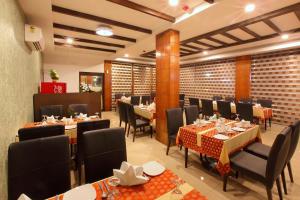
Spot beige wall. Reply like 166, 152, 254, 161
43, 63, 104, 93
0, 0, 42, 199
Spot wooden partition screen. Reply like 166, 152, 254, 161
33, 92, 102, 121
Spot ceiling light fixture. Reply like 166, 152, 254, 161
66, 37, 74, 44
203, 51, 208, 55
124, 54, 129, 57
96, 25, 113, 36
155, 51, 162, 57
169, 0, 179, 7
281, 34, 289, 40
244, 3, 255, 13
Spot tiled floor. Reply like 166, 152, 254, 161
75, 111, 300, 200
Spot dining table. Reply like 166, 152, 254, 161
176, 119, 261, 176
47, 168, 208, 200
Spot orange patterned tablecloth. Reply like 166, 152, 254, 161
48, 170, 207, 200
177, 121, 261, 175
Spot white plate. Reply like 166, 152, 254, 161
232, 127, 246, 132
213, 134, 229, 140
143, 161, 165, 176
65, 125, 77, 130
63, 184, 96, 200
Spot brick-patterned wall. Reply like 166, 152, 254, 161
180, 59, 236, 105
133, 64, 154, 96
251, 49, 300, 125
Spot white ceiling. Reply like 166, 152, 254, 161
18, 0, 300, 67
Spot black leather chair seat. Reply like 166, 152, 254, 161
245, 142, 270, 159
231, 151, 267, 183
136, 119, 149, 127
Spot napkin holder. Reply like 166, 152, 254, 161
113, 162, 149, 186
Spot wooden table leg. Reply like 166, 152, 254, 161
185, 147, 188, 168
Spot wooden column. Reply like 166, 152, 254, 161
104, 60, 112, 111
156, 29, 180, 145
235, 56, 251, 101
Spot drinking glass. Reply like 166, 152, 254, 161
170, 178, 184, 200
106, 178, 120, 200
54, 116, 60, 121
42, 115, 47, 122
235, 114, 240, 122
95, 112, 100, 119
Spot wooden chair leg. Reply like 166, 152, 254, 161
235, 171, 239, 179
287, 162, 294, 183
166, 138, 171, 155
276, 178, 283, 200
266, 187, 273, 200
119, 120, 122, 127
281, 170, 288, 195
125, 123, 127, 132
150, 126, 153, 138
185, 147, 188, 168
223, 174, 228, 192
127, 125, 130, 137
265, 119, 267, 130
269, 118, 272, 127
133, 128, 136, 142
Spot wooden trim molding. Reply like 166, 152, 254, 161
104, 60, 112, 111
54, 41, 116, 53
235, 56, 251, 101
106, 0, 175, 23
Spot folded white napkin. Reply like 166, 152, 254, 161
46, 115, 55, 123
113, 162, 149, 186
17, 194, 31, 200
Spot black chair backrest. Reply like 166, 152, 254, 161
212, 96, 222, 101
217, 100, 231, 119
150, 91, 156, 102
8, 135, 70, 200
236, 102, 253, 122
127, 104, 137, 128
115, 93, 123, 100
185, 105, 199, 125
201, 99, 214, 117
166, 108, 183, 137
68, 104, 88, 114
141, 96, 151, 105
257, 99, 272, 108
118, 101, 128, 123
179, 94, 185, 101
286, 120, 300, 162
40, 105, 64, 119
266, 127, 292, 187
83, 128, 127, 183
130, 96, 140, 106
179, 100, 185, 110
77, 120, 110, 164
189, 97, 200, 111
239, 98, 253, 104
18, 125, 65, 141
225, 96, 236, 103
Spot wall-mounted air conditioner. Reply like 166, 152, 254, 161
25, 24, 45, 51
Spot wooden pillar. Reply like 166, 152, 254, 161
235, 56, 251, 101
156, 29, 180, 145
104, 60, 112, 111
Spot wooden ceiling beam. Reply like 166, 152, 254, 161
52, 5, 152, 34
54, 34, 125, 48
263, 19, 281, 33
204, 0, 214, 4
193, 40, 216, 49
181, 43, 203, 51
239, 27, 261, 38
221, 32, 243, 42
180, 48, 197, 53
54, 41, 116, 53
106, 0, 175, 23
206, 36, 228, 46
53, 23, 136, 43
295, 10, 300, 21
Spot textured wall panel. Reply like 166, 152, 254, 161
251, 49, 300, 125
133, 65, 153, 96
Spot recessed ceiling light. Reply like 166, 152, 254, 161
124, 54, 129, 57
66, 37, 74, 44
203, 51, 208, 55
96, 25, 113, 36
281, 34, 289, 40
245, 3, 255, 13
155, 51, 162, 57
169, 0, 179, 7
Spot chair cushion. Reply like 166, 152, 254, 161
230, 151, 267, 183
245, 142, 270, 159
136, 119, 149, 127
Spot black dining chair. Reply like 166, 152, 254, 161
118, 101, 129, 132
179, 94, 185, 101
239, 98, 253, 104
114, 93, 123, 111
185, 105, 199, 125
201, 99, 214, 119
76, 119, 110, 184
189, 98, 201, 114
166, 108, 183, 155
257, 99, 273, 127
126, 104, 153, 142
245, 120, 300, 194
141, 95, 151, 105
130, 96, 140, 106
225, 96, 236, 103
8, 135, 70, 200
18, 125, 65, 141
150, 91, 156, 102
179, 100, 185, 111
236, 102, 253, 123
82, 128, 127, 183
217, 100, 232, 119
40, 105, 64, 120
223, 127, 292, 200
68, 104, 88, 115
212, 96, 223, 101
